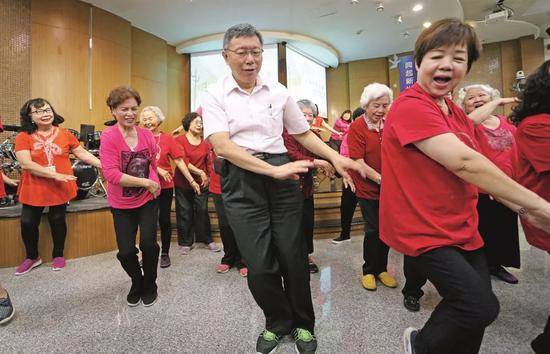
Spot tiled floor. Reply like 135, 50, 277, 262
0, 238, 548, 353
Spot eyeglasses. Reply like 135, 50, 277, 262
30, 108, 53, 116
303, 113, 314, 118
224, 48, 264, 58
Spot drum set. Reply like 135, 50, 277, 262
0, 127, 106, 206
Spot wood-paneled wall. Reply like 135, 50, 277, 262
30, 0, 189, 133
0, 209, 117, 268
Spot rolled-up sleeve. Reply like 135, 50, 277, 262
99, 129, 123, 185
202, 91, 230, 140
283, 96, 310, 135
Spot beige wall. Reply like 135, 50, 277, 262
30, 0, 188, 134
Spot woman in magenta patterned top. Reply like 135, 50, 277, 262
99, 86, 161, 307
328, 110, 352, 152
458, 84, 521, 284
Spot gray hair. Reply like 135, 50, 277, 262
140, 106, 165, 124
223, 23, 263, 49
457, 84, 501, 109
359, 83, 393, 108
296, 99, 318, 117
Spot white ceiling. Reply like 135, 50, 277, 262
85, 0, 549, 63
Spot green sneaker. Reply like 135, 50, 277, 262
293, 328, 317, 353
256, 330, 282, 354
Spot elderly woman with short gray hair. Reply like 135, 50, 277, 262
457, 84, 521, 283
347, 82, 398, 291
139, 106, 200, 268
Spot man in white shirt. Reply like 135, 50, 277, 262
202, 23, 363, 354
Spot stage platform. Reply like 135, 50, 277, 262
0, 192, 364, 268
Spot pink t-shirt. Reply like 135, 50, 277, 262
330, 118, 351, 141
100, 125, 160, 209
201, 75, 310, 154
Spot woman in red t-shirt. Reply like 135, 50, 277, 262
139, 106, 200, 268
458, 84, 521, 284
380, 20, 550, 354
174, 112, 219, 254
347, 83, 396, 291
511, 60, 550, 353
14, 98, 100, 275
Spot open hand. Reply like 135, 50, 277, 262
54, 173, 78, 182
271, 160, 314, 180
157, 168, 172, 183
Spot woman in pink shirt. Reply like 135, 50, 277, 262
328, 110, 351, 152
100, 86, 161, 307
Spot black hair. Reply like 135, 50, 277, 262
19, 98, 64, 134
351, 107, 365, 120
511, 60, 550, 124
182, 112, 201, 132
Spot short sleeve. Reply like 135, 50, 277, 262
15, 132, 32, 152
283, 96, 310, 135
517, 121, 550, 173
168, 134, 186, 161
390, 97, 451, 147
66, 129, 80, 149
202, 91, 230, 140
347, 121, 365, 160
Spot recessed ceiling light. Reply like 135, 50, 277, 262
395, 15, 403, 24
402, 31, 410, 38
412, 4, 423, 12
423, 21, 432, 28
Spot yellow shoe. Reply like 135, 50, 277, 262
362, 274, 377, 291
377, 272, 398, 288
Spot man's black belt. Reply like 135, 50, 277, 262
252, 152, 287, 160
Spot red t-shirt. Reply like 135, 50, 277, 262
209, 150, 221, 195
380, 83, 483, 257
347, 115, 382, 200
0, 177, 6, 198
475, 115, 517, 179
15, 127, 79, 206
173, 134, 211, 191
515, 113, 550, 251
155, 132, 188, 190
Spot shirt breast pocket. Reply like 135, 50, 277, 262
259, 105, 283, 138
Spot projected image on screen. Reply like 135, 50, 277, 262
286, 47, 327, 118
190, 44, 278, 111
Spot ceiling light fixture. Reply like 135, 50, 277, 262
376, 2, 384, 12
412, 4, 423, 12
350, 0, 359, 4
423, 21, 432, 28
395, 15, 403, 24
402, 31, 410, 38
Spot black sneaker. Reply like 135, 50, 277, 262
403, 327, 418, 354
309, 262, 319, 274
127, 281, 141, 307
256, 330, 281, 354
0, 291, 15, 325
160, 254, 171, 268
293, 328, 317, 353
142, 291, 158, 307
331, 236, 350, 244
403, 295, 420, 312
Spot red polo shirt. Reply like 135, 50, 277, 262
173, 135, 211, 191
515, 113, 550, 251
380, 83, 483, 257
347, 115, 382, 200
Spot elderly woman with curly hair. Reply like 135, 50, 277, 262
457, 84, 521, 283
139, 106, 200, 268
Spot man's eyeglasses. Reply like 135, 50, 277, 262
30, 108, 53, 116
224, 48, 264, 58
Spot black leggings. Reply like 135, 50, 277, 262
158, 188, 173, 254
21, 203, 68, 259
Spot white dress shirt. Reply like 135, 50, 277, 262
202, 74, 310, 154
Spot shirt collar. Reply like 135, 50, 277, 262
362, 114, 384, 131
224, 74, 269, 95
